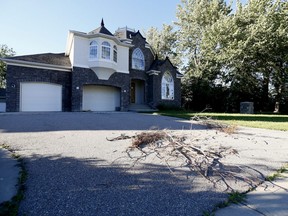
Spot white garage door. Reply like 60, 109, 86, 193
20, 83, 62, 111
82, 85, 120, 111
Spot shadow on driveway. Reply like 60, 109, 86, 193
0, 112, 207, 133
19, 154, 226, 216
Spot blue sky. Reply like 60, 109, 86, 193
0, 0, 247, 56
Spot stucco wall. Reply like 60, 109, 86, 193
72, 36, 130, 73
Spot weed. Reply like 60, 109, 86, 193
278, 165, 288, 173
202, 210, 215, 216
228, 191, 246, 204
0, 144, 27, 216
265, 165, 288, 181
208, 191, 246, 215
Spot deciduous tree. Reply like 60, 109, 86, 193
0, 44, 15, 88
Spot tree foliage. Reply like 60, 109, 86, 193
0, 44, 15, 88
175, 0, 232, 77
145, 24, 181, 67
201, 0, 288, 112
148, 0, 288, 113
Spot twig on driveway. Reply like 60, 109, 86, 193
108, 130, 264, 191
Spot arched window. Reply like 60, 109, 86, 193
89, 41, 98, 59
113, 45, 117, 62
132, 48, 145, 70
161, 72, 174, 100
101, 41, 111, 60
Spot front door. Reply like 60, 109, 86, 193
130, 80, 145, 104
130, 82, 136, 103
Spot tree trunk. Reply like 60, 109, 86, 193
274, 83, 283, 113
261, 72, 270, 111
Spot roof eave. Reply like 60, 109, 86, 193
70, 30, 134, 47
176, 73, 184, 79
146, 70, 161, 76
1, 58, 71, 72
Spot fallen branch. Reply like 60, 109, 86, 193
108, 130, 263, 191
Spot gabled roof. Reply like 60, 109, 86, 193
7, 53, 71, 67
148, 56, 183, 78
88, 19, 113, 36
148, 56, 177, 71
131, 30, 146, 40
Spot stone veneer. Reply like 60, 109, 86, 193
5, 65, 71, 112
71, 67, 130, 111
5, 30, 181, 112
148, 61, 181, 108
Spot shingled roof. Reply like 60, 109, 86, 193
8, 53, 71, 67
88, 19, 113, 36
149, 56, 177, 70
148, 56, 183, 77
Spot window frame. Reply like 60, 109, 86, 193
132, 48, 145, 70
161, 72, 174, 100
101, 41, 111, 60
113, 45, 117, 62
89, 41, 98, 59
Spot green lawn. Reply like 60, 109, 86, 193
157, 111, 288, 131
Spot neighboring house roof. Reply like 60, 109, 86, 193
114, 27, 136, 40
1, 53, 71, 72
7, 53, 71, 67
88, 19, 113, 36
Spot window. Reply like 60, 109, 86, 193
113, 45, 117, 62
161, 72, 174, 100
89, 41, 98, 59
101, 41, 111, 60
132, 48, 145, 70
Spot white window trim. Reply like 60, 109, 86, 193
161, 72, 174, 100
132, 48, 145, 70
113, 45, 117, 62
89, 41, 98, 59
101, 41, 111, 60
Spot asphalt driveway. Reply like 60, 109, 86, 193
0, 112, 205, 133
0, 112, 287, 216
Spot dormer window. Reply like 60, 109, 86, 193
113, 45, 117, 62
132, 48, 145, 70
89, 41, 98, 59
101, 41, 111, 60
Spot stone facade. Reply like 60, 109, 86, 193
4, 25, 182, 112
5, 65, 71, 112
148, 60, 181, 108
128, 32, 181, 109
71, 67, 130, 111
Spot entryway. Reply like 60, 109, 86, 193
130, 80, 145, 104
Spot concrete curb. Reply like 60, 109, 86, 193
0, 147, 20, 204
215, 171, 288, 216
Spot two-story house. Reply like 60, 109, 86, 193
2, 20, 182, 112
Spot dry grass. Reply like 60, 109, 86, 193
132, 131, 168, 148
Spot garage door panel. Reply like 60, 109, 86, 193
82, 86, 120, 111
21, 83, 62, 111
